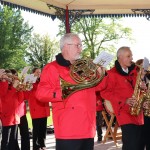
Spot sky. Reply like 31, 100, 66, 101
21, 11, 150, 62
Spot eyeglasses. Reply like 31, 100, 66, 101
67, 43, 82, 49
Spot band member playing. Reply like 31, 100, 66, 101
98, 47, 146, 150
24, 67, 50, 150
142, 74, 150, 150
0, 69, 24, 150
10, 69, 30, 150
135, 59, 150, 150
36, 33, 104, 150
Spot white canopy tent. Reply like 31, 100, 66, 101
1, 0, 150, 32
1, 0, 150, 15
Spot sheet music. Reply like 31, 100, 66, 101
93, 51, 114, 67
24, 74, 37, 83
143, 57, 149, 70
20, 66, 31, 77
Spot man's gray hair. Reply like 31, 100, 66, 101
60, 33, 80, 50
117, 46, 131, 60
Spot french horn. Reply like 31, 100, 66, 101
61, 59, 105, 99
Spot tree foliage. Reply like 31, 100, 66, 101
25, 34, 60, 68
58, 17, 133, 61
0, 6, 32, 70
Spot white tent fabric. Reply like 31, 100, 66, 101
1, 0, 150, 18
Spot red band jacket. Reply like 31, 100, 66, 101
96, 91, 104, 111
24, 82, 50, 119
0, 81, 8, 119
1, 84, 24, 126
97, 64, 144, 126
36, 60, 98, 139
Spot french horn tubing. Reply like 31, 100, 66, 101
61, 59, 105, 99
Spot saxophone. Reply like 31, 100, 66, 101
143, 81, 150, 116
130, 65, 146, 116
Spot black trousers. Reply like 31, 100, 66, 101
56, 138, 94, 150
1, 124, 18, 150
140, 116, 150, 150
32, 117, 47, 150
16, 115, 30, 150
96, 111, 103, 140
121, 124, 142, 150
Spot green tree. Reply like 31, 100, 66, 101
26, 34, 59, 68
58, 17, 133, 62
0, 6, 32, 70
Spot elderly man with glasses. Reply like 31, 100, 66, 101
36, 33, 104, 150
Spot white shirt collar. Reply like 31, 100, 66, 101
122, 67, 129, 73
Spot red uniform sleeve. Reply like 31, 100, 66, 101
23, 83, 37, 100
17, 91, 24, 104
96, 73, 129, 113
0, 81, 8, 97
10, 86, 24, 104
36, 63, 62, 102
96, 91, 104, 111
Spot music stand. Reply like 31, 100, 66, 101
102, 100, 122, 147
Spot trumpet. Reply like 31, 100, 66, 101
6, 74, 32, 91
15, 76, 33, 91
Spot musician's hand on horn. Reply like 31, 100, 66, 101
97, 66, 106, 75
126, 97, 137, 106
1, 73, 10, 82
0, 69, 5, 79
0, 69, 5, 78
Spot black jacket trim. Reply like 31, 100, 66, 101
115, 60, 135, 76
56, 53, 71, 67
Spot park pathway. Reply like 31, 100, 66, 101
18, 127, 122, 150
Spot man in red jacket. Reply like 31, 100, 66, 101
36, 33, 103, 150
0, 69, 24, 150
24, 68, 50, 150
10, 69, 30, 150
98, 46, 145, 150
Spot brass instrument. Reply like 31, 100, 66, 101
0, 74, 18, 83
130, 65, 146, 116
143, 65, 150, 116
61, 59, 105, 99
16, 76, 33, 91
6, 74, 32, 91
143, 81, 150, 116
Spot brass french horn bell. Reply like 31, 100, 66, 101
60, 59, 105, 99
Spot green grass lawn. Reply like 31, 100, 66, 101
26, 110, 53, 129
